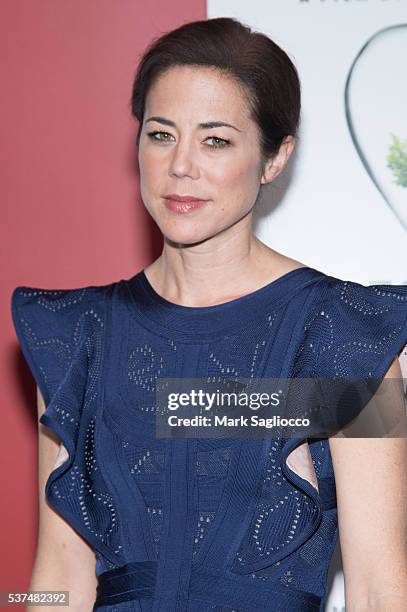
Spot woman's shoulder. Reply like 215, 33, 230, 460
310, 269, 407, 314
298, 269, 407, 380
10, 276, 129, 336
11, 277, 118, 310
10, 277, 122, 410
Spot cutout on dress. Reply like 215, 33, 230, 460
399, 342, 407, 381
286, 439, 319, 493
53, 442, 70, 470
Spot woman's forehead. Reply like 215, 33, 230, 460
145, 67, 253, 125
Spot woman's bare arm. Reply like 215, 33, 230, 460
27, 386, 97, 611
329, 356, 407, 611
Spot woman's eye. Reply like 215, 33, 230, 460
147, 130, 173, 142
205, 136, 231, 149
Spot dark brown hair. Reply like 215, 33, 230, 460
130, 17, 301, 168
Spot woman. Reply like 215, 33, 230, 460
11, 16, 407, 612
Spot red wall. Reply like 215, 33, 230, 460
1, 0, 206, 599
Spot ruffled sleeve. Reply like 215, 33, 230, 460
271, 274, 407, 570
11, 283, 126, 566
11, 284, 100, 465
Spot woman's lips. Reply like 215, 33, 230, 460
163, 198, 209, 214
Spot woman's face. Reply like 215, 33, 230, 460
138, 65, 279, 245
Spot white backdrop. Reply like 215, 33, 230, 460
208, 0, 407, 288
207, 1, 407, 610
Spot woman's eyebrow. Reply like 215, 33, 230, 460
145, 116, 242, 132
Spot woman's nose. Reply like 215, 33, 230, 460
168, 143, 199, 179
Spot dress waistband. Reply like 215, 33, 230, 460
93, 560, 157, 608
94, 560, 322, 611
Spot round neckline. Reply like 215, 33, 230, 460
123, 265, 325, 342
140, 266, 311, 311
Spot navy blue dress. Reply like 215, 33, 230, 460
11, 266, 407, 611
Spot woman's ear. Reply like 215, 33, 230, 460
261, 135, 296, 185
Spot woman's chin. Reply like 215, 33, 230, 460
160, 225, 214, 246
